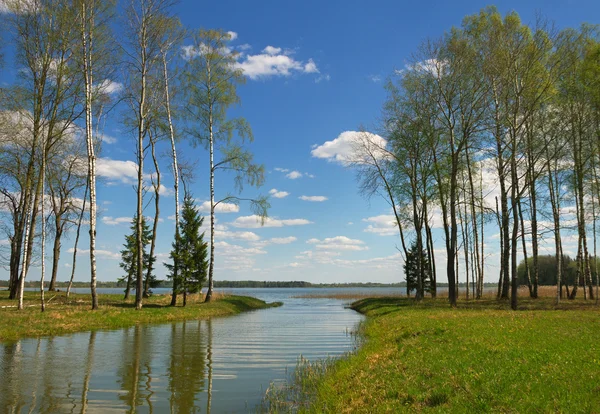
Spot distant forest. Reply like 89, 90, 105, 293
1, 279, 500, 289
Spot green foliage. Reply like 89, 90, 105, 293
165, 195, 208, 299
119, 216, 156, 294
517, 255, 598, 286
403, 241, 432, 296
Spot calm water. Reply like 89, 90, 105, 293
0, 288, 372, 413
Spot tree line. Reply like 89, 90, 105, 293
0, 0, 268, 311
356, 6, 600, 309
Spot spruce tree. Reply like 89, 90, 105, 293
119, 216, 156, 299
165, 195, 208, 306
403, 241, 432, 297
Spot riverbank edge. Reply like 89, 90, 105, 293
0, 292, 282, 343
289, 296, 600, 413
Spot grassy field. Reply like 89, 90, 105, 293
275, 289, 600, 413
0, 290, 281, 342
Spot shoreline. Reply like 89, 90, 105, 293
287, 295, 600, 413
0, 291, 282, 343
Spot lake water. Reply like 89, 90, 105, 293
0, 288, 376, 413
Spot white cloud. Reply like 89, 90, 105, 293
98, 80, 123, 95
368, 75, 382, 82
96, 158, 140, 184
236, 48, 319, 80
216, 230, 261, 242
286, 171, 302, 179
158, 184, 174, 196
307, 236, 368, 251
269, 188, 289, 199
230, 215, 312, 228
311, 131, 388, 166
363, 215, 398, 236
263, 45, 282, 55
102, 216, 131, 226
227, 31, 238, 41
67, 247, 120, 260
269, 236, 297, 244
98, 133, 117, 144
198, 201, 240, 213
215, 241, 267, 256
274, 167, 290, 173
299, 195, 327, 202
304, 59, 319, 73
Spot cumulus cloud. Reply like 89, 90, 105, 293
97, 80, 123, 95
286, 171, 302, 179
299, 195, 327, 202
215, 241, 267, 256
363, 215, 398, 236
236, 47, 319, 80
269, 188, 289, 199
227, 31, 238, 41
307, 236, 368, 251
311, 131, 389, 166
96, 158, 141, 185
216, 230, 261, 242
263, 45, 282, 55
198, 201, 240, 213
274, 167, 290, 173
230, 215, 312, 228
304, 59, 319, 73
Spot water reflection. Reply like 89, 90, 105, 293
0, 291, 363, 413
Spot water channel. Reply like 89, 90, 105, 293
0, 288, 381, 413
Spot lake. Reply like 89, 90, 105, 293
0, 288, 381, 413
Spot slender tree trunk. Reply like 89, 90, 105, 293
510, 133, 519, 311
517, 196, 533, 297
49, 221, 63, 292
466, 146, 482, 300
163, 51, 180, 307
206, 63, 215, 303
81, 0, 98, 310
135, 18, 149, 311
424, 203, 436, 298
67, 181, 88, 299
40, 131, 46, 312
145, 132, 160, 298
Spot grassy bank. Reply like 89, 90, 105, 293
0, 290, 281, 342
290, 294, 600, 413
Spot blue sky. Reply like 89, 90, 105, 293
1, 0, 599, 284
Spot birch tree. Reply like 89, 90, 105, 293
184, 29, 268, 302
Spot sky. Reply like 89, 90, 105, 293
1, 0, 599, 285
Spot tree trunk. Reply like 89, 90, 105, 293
81, 0, 98, 310
163, 51, 180, 308
67, 181, 88, 299
49, 221, 63, 292
145, 132, 160, 299
205, 79, 215, 303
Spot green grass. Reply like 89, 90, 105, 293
0, 290, 281, 342
288, 296, 600, 413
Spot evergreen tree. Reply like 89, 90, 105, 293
403, 241, 432, 297
119, 216, 156, 299
165, 195, 208, 306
